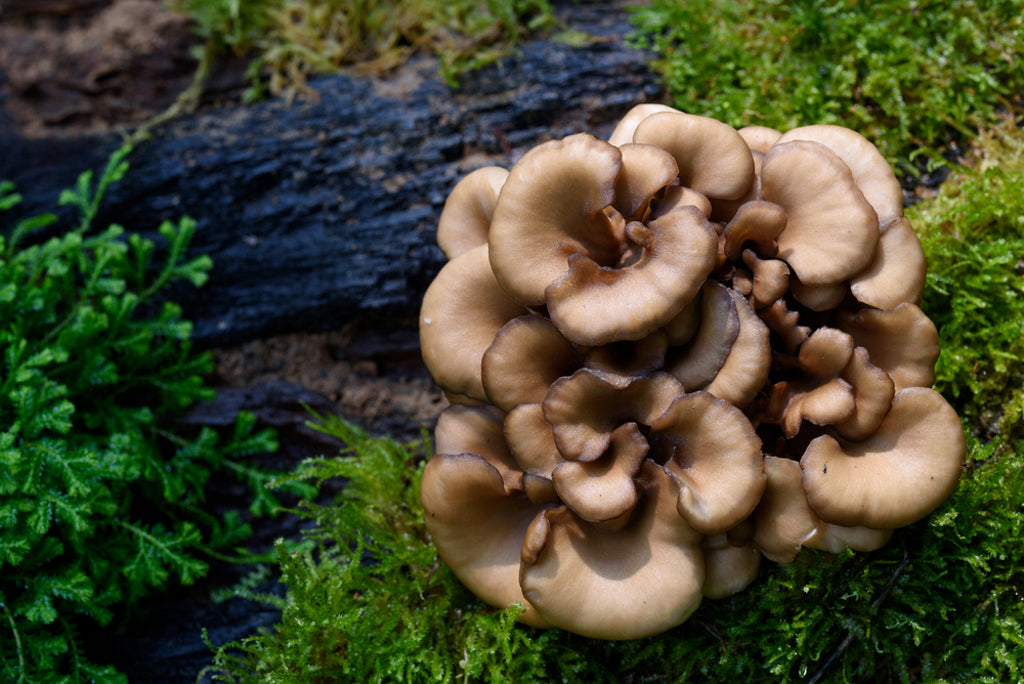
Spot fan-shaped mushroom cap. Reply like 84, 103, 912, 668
435, 404, 522, 491
721, 200, 787, 260
613, 143, 680, 220
837, 302, 939, 392
738, 125, 783, 154
703, 287, 772, 408
488, 133, 624, 306
801, 387, 965, 528
702, 535, 761, 599
420, 244, 528, 402
633, 111, 756, 200
546, 205, 717, 346
481, 315, 581, 412
650, 391, 766, 534
789, 277, 848, 312
584, 330, 669, 388
552, 422, 649, 526
754, 456, 890, 562
519, 461, 705, 639
835, 347, 895, 441
544, 369, 684, 462
421, 452, 549, 627
775, 124, 904, 228
436, 166, 509, 259
651, 185, 713, 220
798, 327, 854, 380
777, 378, 856, 438
850, 216, 927, 309
742, 250, 790, 309
607, 103, 679, 147
504, 403, 563, 480
667, 281, 740, 389
761, 140, 879, 286
760, 298, 810, 353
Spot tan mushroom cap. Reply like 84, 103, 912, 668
481, 315, 581, 412
435, 404, 522, 491
702, 536, 761, 599
584, 329, 669, 388
519, 461, 705, 639
761, 140, 879, 286
778, 378, 856, 438
721, 200, 787, 260
613, 143, 680, 220
789, 277, 848, 312
760, 298, 810, 354
488, 133, 623, 306
420, 244, 528, 402
837, 302, 939, 392
704, 287, 772, 408
552, 422, 649, 526
651, 185, 713, 220
742, 250, 790, 309
835, 347, 895, 441
546, 204, 717, 346
667, 280, 740, 390
421, 452, 550, 627
633, 111, 756, 200
798, 327, 854, 380
850, 216, 927, 309
504, 403, 563, 479
801, 387, 965, 528
754, 456, 890, 563
436, 166, 509, 259
738, 125, 783, 154
607, 103, 679, 147
650, 391, 766, 534
544, 369, 683, 462
775, 124, 904, 229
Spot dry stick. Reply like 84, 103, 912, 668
806, 539, 911, 684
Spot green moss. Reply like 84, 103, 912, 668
628, 0, 1024, 170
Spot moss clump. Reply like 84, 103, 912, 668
627, 0, 1024, 169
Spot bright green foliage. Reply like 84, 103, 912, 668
628, 0, 1024, 169
0, 148, 280, 682
168, 0, 557, 97
208, 122, 1024, 682
907, 124, 1024, 439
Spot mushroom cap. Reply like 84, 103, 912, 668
702, 538, 762, 599
545, 204, 717, 346
613, 143, 681, 220
667, 281, 740, 390
633, 111, 756, 200
551, 422, 649, 526
488, 133, 624, 306
738, 125, 783, 154
544, 369, 684, 462
797, 327, 854, 381
760, 298, 811, 354
789, 277, 849, 312
703, 287, 772, 408
850, 216, 927, 309
650, 391, 766, 535
779, 378, 856, 438
481, 315, 581, 412
421, 452, 549, 627
775, 124, 904, 229
837, 302, 939, 392
607, 103, 680, 147
761, 140, 879, 286
519, 461, 705, 639
801, 387, 965, 528
835, 347, 895, 441
503, 402, 563, 480
721, 200, 787, 260
436, 166, 509, 259
420, 244, 527, 402
435, 404, 522, 491
742, 250, 790, 309
584, 329, 669, 388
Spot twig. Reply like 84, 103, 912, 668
806, 540, 911, 684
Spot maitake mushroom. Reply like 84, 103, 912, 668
418, 104, 964, 640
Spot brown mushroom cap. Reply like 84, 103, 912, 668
721, 200, 787, 260
738, 125, 783, 154
850, 216, 927, 309
584, 329, 669, 388
761, 140, 879, 286
667, 281, 740, 389
435, 404, 522, 491
742, 250, 790, 309
836, 302, 939, 392
633, 111, 756, 200
607, 103, 680, 147
650, 391, 766, 534
789, 277, 849, 312
760, 298, 811, 354
551, 422, 649, 526
421, 452, 549, 627
801, 387, 965, 528
775, 124, 904, 229
703, 538, 761, 599
544, 369, 684, 462
613, 143, 681, 220
545, 204, 717, 346
436, 166, 509, 259
420, 244, 528, 402
488, 133, 624, 306
519, 461, 705, 639
481, 315, 581, 412
504, 402, 563, 480
835, 347, 895, 441
703, 287, 772, 408
779, 378, 856, 438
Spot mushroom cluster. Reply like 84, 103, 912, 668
418, 104, 965, 640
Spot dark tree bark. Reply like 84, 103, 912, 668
0, 1, 662, 348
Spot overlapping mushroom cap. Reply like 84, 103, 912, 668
418, 104, 964, 640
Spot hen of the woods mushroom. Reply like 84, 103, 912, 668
418, 104, 965, 640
